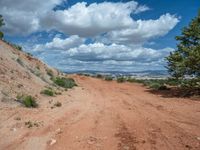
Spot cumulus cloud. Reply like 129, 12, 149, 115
97, 13, 179, 45
30, 37, 173, 71
41, 1, 149, 36
0, 0, 178, 43
33, 35, 85, 51
0, 0, 149, 36
0, 0, 62, 35
64, 43, 173, 62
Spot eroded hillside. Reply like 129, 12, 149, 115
0, 40, 59, 105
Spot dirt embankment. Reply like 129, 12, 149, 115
0, 40, 58, 104
0, 75, 200, 150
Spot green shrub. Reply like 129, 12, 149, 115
104, 76, 113, 81
126, 77, 137, 83
0, 31, 4, 39
166, 79, 180, 86
17, 94, 38, 108
52, 77, 77, 89
15, 45, 22, 51
148, 82, 168, 90
158, 85, 168, 90
96, 74, 103, 78
11, 43, 23, 51
149, 82, 162, 90
36, 65, 40, 70
117, 77, 126, 83
46, 69, 54, 77
16, 58, 24, 66
27, 52, 33, 56
34, 69, 41, 77
83, 73, 91, 77
41, 89, 54, 96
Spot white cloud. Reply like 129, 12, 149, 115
0, 0, 178, 44
32, 35, 85, 51
30, 38, 174, 71
45, 35, 85, 50
97, 13, 179, 45
0, 0, 62, 35
0, 1, 149, 36
1, 0, 179, 72
41, 1, 148, 37
64, 42, 173, 62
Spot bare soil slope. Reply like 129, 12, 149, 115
0, 40, 58, 105
0, 75, 200, 150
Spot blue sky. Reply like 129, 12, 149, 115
0, 0, 199, 72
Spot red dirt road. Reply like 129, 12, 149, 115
1, 76, 200, 150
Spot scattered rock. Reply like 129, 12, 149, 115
11, 128, 17, 132
197, 137, 200, 141
55, 128, 62, 134
123, 145, 130, 150
87, 136, 97, 145
49, 138, 56, 146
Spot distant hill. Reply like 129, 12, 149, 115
65, 70, 169, 78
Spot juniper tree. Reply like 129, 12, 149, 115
166, 10, 200, 87
0, 15, 5, 39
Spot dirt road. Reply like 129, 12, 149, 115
1, 75, 200, 150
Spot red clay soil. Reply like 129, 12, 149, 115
0, 75, 200, 150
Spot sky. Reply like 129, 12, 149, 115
0, 0, 199, 72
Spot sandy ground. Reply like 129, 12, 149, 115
0, 75, 200, 150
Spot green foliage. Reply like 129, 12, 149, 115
0, 15, 4, 39
41, 89, 54, 96
17, 94, 38, 108
36, 65, 40, 70
16, 58, 24, 66
46, 69, 54, 77
0, 31, 3, 39
117, 77, 126, 83
52, 77, 77, 89
96, 74, 103, 78
3, 41, 23, 51
33, 68, 41, 77
166, 10, 200, 88
13, 44, 23, 51
125, 78, 170, 90
148, 82, 168, 90
126, 77, 137, 83
0, 15, 4, 27
27, 52, 33, 56
104, 76, 113, 81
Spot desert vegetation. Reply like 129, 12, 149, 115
52, 77, 77, 89
41, 88, 55, 96
166, 11, 200, 90
104, 75, 113, 81
0, 15, 4, 39
16, 94, 38, 108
